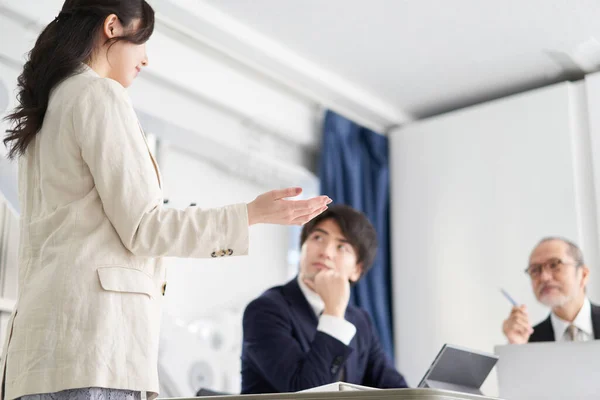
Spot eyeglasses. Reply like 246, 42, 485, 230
525, 258, 578, 279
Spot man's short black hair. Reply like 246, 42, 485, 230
300, 204, 378, 279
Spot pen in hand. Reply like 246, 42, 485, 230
501, 288, 534, 342
500, 288, 518, 307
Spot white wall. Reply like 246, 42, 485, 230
160, 150, 291, 317
156, 147, 296, 395
0, 45, 22, 351
584, 71, 600, 252
389, 81, 599, 396
0, 62, 19, 211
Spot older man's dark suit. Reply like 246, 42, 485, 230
529, 303, 600, 342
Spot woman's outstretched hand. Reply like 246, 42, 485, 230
247, 187, 332, 226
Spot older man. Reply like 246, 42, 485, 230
503, 237, 600, 343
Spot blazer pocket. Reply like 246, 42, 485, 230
97, 266, 156, 298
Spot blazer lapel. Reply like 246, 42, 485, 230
281, 279, 319, 350
137, 122, 162, 188
591, 303, 600, 339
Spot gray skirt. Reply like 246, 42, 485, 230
18, 388, 142, 400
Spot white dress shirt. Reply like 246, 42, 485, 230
550, 297, 594, 342
297, 276, 357, 345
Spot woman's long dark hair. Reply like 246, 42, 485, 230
3, 0, 154, 159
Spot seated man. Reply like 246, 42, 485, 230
241, 204, 408, 394
502, 236, 600, 343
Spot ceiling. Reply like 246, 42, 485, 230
200, 0, 600, 118
4, 0, 600, 124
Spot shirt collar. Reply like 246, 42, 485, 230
550, 297, 593, 337
80, 63, 100, 78
297, 275, 324, 317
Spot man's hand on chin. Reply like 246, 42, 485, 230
303, 269, 350, 319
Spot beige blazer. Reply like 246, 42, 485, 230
0, 66, 249, 400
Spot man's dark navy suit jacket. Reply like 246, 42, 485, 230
241, 278, 408, 394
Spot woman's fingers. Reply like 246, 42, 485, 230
247, 188, 332, 226
269, 187, 303, 201
290, 206, 328, 225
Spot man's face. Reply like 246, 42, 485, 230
529, 240, 588, 308
299, 219, 362, 284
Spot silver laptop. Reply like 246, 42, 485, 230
418, 344, 498, 395
495, 340, 600, 400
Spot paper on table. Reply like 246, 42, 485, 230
299, 382, 379, 392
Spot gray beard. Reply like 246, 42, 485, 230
539, 293, 571, 308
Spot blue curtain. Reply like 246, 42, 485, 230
319, 110, 394, 360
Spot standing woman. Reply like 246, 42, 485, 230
0, 1, 330, 399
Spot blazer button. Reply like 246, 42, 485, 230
161, 282, 167, 296
227, 249, 233, 256
211, 251, 217, 258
